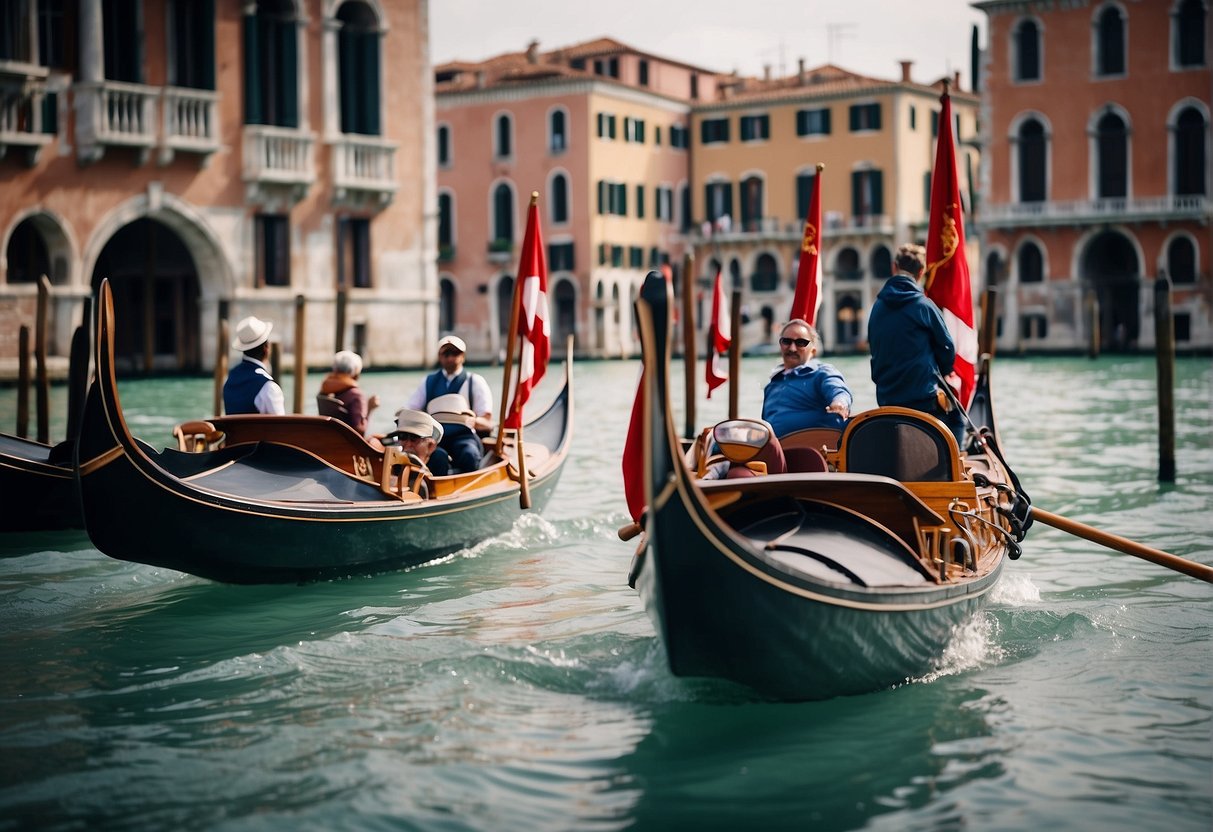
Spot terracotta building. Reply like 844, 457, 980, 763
973, 0, 1211, 352
434, 38, 722, 360
686, 61, 980, 353
0, 0, 435, 378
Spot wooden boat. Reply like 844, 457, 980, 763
627, 272, 1031, 700
75, 280, 572, 584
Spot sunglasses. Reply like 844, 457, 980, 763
779, 337, 811, 348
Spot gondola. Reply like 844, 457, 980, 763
75, 280, 572, 584
626, 271, 1031, 700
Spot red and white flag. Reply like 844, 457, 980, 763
504, 196, 550, 428
924, 87, 977, 408
704, 268, 730, 398
789, 163, 824, 325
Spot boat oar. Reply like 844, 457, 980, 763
1030, 507, 1213, 583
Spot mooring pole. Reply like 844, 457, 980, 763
293, 293, 306, 414
681, 252, 697, 440
1085, 290, 1100, 359
728, 289, 742, 420
17, 325, 30, 438
35, 276, 50, 444
1154, 273, 1176, 483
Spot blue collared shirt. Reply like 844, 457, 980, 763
761, 359, 852, 438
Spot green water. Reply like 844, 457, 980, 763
1, 356, 1210, 830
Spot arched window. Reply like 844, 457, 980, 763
554, 278, 576, 344
550, 173, 569, 224
835, 247, 862, 280
1013, 18, 1041, 82
439, 277, 456, 333
495, 113, 512, 159
740, 175, 764, 229
336, 1, 380, 135
1094, 5, 1126, 76
1096, 111, 1128, 198
751, 253, 779, 292
1017, 118, 1047, 202
5, 218, 51, 284
870, 245, 892, 280
1173, 0, 1207, 68
244, 0, 298, 127
1167, 236, 1197, 284
492, 183, 514, 245
549, 109, 567, 153
497, 276, 514, 337
1018, 241, 1044, 283
1174, 107, 1207, 195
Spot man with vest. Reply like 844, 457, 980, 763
402, 335, 493, 473
223, 315, 286, 415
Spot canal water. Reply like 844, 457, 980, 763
1, 354, 1210, 831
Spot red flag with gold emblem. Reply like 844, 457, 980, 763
789, 163, 825, 325
924, 86, 977, 408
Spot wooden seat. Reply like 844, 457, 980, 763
837, 407, 961, 482
380, 445, 429, 500
173, 420, 225, 453
316, 393, 349, 420
780, 426, 842, 454
785, 446, 828, 473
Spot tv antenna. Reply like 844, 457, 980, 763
826, 23, 856, 65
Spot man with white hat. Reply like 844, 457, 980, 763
222, 315, 286, 415
402, 334, 492, 472
387, 408, 450, 478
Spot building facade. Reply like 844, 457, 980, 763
1, 0, 435, 377
686, 61, 981, 353
435, 38, 721, 360
974, 0, 1211, 353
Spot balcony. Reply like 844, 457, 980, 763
243, 124, 315, 196
487, 239, 514, 263
980, 196, 1211, 228
160, 86, 219, 164
75, 80, 159, 163
330, 135, 398, 204
438, 243, 456, 263
0, 78, 54, 164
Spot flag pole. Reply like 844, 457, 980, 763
728, 288, 741, 420
496, 192, 536, 458
681, 252, 697, 440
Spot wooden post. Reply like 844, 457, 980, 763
1154, 274, 1176, 483
515, 421, 532, 510
681, 252, 697, 440
17, 325, 30, 438
35, 275, 50, 444
293, 293, 306, 414
1085, 290, 1100, 359
728, 288, 742, 420
334, 286, 348, 353
65, 323, 89, 443
269, 341, 282, 384
979, 286, 998, 359
213, 318, 229, 417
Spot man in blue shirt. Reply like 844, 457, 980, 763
223, 315, 285, 415
761, 319, 852, 438
867, 243, 964, 443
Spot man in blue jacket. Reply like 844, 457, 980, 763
867, 243, 964, 443
223, 315, 285, 415
761, 319, 852, 438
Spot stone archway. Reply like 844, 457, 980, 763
91, 217, 202, 374
1080, 230, 1140, 351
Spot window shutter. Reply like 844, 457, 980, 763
278, 19, 298, 128
338, 28, 357, 133
362, 31, 381, 135
851, 170, 863, 215
871, 170, 884, 214
822, 109, 831, 134
200, 0, 216, 89
243, 13, 262, 124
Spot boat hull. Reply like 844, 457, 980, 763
0, 435, 81, 532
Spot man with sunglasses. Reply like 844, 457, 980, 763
402, 335, 494, 473
760, 319, 853, 438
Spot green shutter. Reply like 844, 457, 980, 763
243, 14, 262, 124
278, 19, 298, 128
851, 170, 862, 215
871, 170, 884, 214
200, 0, 216, 89
362, 32, 381, 135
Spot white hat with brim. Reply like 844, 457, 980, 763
394, 408, 444, 442
232, 316, 273, 351
437, 335, 466, 353
426, 393, 476, 427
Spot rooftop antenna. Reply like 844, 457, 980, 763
760, 40, 787, 77
826, 23, 856, 66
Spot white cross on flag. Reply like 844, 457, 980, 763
505, 197, 550, 428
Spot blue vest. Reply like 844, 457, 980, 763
223, 359, 275, 415
424, 369, 481, 413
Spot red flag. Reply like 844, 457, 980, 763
789, 163, 824, 325
704, 268, 730, 398
622, 270, 672, 523
924, 87, 977, 408
504, 197, 550, 428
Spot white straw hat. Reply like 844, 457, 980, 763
394, 408, 444, 442
426, 393, 475, 427
231, 316, 273, 351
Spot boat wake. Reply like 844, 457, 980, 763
914, 612, 1006, 685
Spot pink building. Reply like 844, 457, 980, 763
974, 0, 1211, 352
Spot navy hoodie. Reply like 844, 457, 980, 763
866, 273, 956, 406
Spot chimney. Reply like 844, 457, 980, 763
899, 60, 913, 83
952, 69, 961, 89
798, 58, 807, 84
763, 64, 771, 82
526, 39, 540, 64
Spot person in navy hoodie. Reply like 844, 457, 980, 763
402, 335, 493, 473
222, 315, 285, 415
761, 319, 852, 439
866, 243, 964, 444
